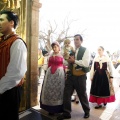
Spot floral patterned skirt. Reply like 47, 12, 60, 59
40, 67, 65, 113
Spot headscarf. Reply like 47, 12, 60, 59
51, 41, 61, 51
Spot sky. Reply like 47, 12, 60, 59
39, 0, 120, 53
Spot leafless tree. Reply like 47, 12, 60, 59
39, 18, 77, 51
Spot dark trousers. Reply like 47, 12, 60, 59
63, 74, 90, 114
0, 86, 22, 120
38, 67, 42, 77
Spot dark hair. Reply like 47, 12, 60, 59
51, 43, 56, 48
99, 46, 104, 51
74, 34, 83, 41
0, 10, 19, 29
42, 50, 48, 56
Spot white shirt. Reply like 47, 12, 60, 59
90, 55, 114, 80
0, 39, 27, 94
74, 47, 90, 67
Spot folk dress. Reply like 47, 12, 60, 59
40, 53, 65, 113
89, 55, 115, 105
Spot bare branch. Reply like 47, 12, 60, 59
39, 16, 82, 51
39, 31, 48, 36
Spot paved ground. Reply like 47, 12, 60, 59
32, 70, 120, 120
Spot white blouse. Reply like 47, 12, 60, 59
90, 55, 114, 80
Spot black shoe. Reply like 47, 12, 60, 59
95, 105, 102, 109
57, 113, 71, 120
104, 103, 107, 106
84, 113, 90, 118
71, 99, 75, 102
48, 112, 54, 116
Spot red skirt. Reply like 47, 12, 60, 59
89, 95, 115, 105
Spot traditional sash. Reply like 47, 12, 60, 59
72, 66, 85, 76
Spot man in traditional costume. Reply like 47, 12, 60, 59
0, 10, 27, 120
57, 34, 90, 119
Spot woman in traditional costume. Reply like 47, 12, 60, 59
89, 46, 115, 109
40, 41, 65, 115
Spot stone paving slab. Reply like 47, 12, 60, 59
19, 108, 52, 120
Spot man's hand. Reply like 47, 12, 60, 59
67, 56, 75, 63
